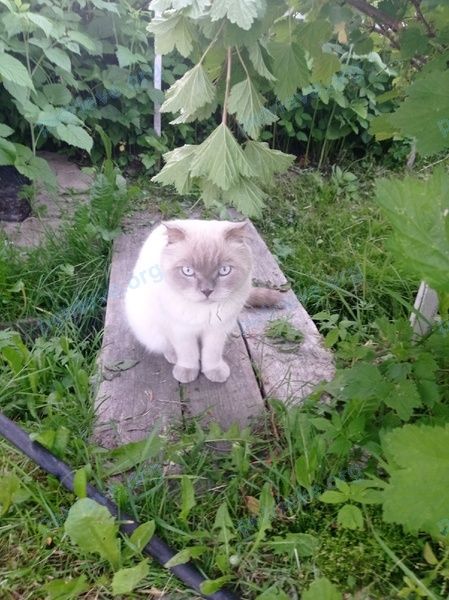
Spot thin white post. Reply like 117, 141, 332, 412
410, 281, 439, 338
153, 11, 162, 137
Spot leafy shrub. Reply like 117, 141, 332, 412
0, 0, 208, 185
272, 45, 400, 167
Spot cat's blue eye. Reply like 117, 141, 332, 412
181, 266, 195, 277
218, 265, 232, 276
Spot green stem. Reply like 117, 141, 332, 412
222, 47, 232, 126
23, 30, 36, 155
235, 46, 250, 79
305, 100, 318, 163
318, 101, 337, 170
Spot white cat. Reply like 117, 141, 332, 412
125, 219, 280, 384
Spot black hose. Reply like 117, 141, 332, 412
0, 413, 240, 600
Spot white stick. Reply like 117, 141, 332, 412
153, 11, 162, 137
410, 281, 439, 338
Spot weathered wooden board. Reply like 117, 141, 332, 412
182, 330, 264, 430
238, 222, 335, 404
94, 217, 335, 448
94, 227, 181, 448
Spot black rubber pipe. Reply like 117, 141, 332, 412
0, 413, 240, 600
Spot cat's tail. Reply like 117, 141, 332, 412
245, 287, 284, 308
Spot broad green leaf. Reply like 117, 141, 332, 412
44, 48, 71, 73
64, 498, 120, 569
228, 77, 277, 139
247, 42, 275, 81
222, 177, 266, 217
26, 12, 53, 36
37, 107, 81, 127
102, 430, 163, 476
270, 42, 308, 103
299, 20, 333, 58
370, 113, 399, 141
382, 424, 449, 537
0, 123, 13, 137
152, 144, 198, 194
269, 532, 319, 557
112, 560, 149, 595
200, 576, 232, 595
350, 100, 368, 120
0, 52, 34, 89
376, 168, 449, 292
14, 144, 57, 188
67, 31, 99, 54
244, 141, 294, 186
302, 577, 342, 600
129, 521, 155, 553
399, 25, 429, 60
161, 64, 215, 116
311, 52, 340, 85
164, 546, 206, 568
179, 475, 196, 521
170, 100, 217, 124
383, 379, 422, 421
319, 490, 346, 504
190, 123, 253, 190
147, 14, 194, 57
55, 124, 93, 152
116, 45, 139, 68
210, 0, 262, 30
256, 587, 290, 600
43, 575, 89, 600
337, 504, 364, 530
42, 83, 72, 106
91, 0, 120, 13
0, 137, 16, 165
389, 71, 449, 155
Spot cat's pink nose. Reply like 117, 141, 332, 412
201, 288, 213, 298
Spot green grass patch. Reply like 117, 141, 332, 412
1, 164, 448, 599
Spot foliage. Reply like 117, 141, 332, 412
0, 0, 204, 184
1, 149, 449, 599
376, 167, 449, 314
149, 0, 449, 214
382, 424, 449, 539
273, 45, 399, 167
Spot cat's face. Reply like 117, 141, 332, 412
160, 221, 253, 303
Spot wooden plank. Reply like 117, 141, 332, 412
94, 226, 181, 448
182, 329, 265, 430
238, 222, 335, 403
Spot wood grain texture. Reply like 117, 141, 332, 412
182, 329, 264, 430
94, 226, 181, 448
238, 222, 335, 404
94, 216, 335, 448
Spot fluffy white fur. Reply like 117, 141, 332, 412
124, 220, 253, 383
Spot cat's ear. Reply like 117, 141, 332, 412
225, 221, 250, 243
162, 222, 185, 244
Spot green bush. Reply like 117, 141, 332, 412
0, 0, 211, 185
271, 45, 401, 167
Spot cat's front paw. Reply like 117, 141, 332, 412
203, 361, 230, 383
173, 365, 199, 383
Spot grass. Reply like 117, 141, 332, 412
0, 160, 447, 599
256, 163, 419, 329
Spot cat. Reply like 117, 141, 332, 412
124, 219, 281, 384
